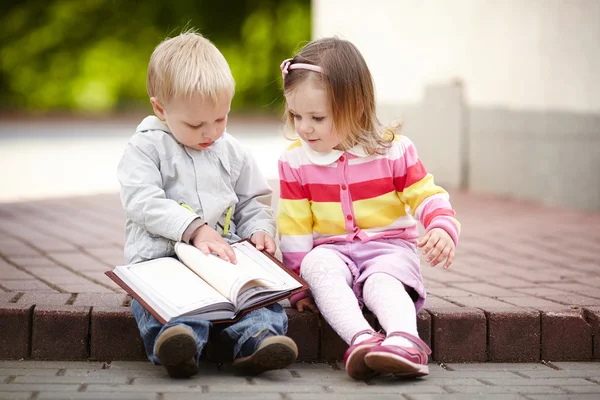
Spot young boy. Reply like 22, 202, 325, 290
117, 31, 297, 378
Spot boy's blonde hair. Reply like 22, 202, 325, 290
283, 37, 399, 155
147, 30, 235, 105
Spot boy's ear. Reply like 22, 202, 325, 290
150, 97, 166, 120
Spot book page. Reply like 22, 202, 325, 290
174, 243, 260, 304
114, 257, 233, 322
233, 241, 303, 290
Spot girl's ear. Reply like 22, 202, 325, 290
150, 97, 166, 121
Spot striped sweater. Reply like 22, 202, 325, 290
278, 135, 460, 288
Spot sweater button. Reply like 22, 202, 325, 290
346, 215, 353, 221
341, 184, 347, 190
339, 156, 345, 162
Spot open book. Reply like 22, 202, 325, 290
105, 240, 308, 324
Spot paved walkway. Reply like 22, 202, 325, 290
1, 189, 598, 304
0, 189, 599, 363
0, 360, 599, 399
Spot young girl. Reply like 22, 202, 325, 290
277, 38, 460, 380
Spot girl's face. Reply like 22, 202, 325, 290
285, 79, 341, 153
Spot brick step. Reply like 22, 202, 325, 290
1, 299, 598, 362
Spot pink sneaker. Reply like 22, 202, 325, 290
364, 331, 431, 378
343, 329, 385, 380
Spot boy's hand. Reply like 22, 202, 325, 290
250, 231, 276, 255
417, 228, 455, 269
296, 297, 319, 314
191, 225, 237, 264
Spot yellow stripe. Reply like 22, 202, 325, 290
180, 203, 194, 213
353, 192, 407, 229
400, 174, 447, 215
310, 202, 346, 235
223, 206, 233, 235
278, 199, 313, 235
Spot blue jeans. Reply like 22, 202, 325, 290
131, 299, 288, 365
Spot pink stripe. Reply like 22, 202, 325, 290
425, 217, 460, 246
400, 141, 420, 168
346, 158, 393, 184
281, 251, 308, 275
278, 160, 300, 183
313, 226, 420, 246
419, 197, 452, 220
297, 163, 340, 185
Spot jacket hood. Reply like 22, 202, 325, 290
136, 116, 171, 134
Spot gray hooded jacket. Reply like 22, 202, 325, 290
117, 116, 276, 264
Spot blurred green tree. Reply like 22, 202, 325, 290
0, 0, 310, 114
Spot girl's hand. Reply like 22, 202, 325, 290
296, 297, 319, 314
250, 231, 276, 255
191, 224, 237, 264
417, 228, 455, 269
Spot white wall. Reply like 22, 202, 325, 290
314, 0, 600, 113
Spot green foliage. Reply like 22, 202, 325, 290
0, 0, 311, 113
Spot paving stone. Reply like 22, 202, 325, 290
1, 280, 55, 291
72, 293, 128, 307
482, 377, 597, 385
64, 368, 164, 378
13, 375, 129, 384
89, 307, 146, 361
0, 293, 17, 303
0, 384, 80, 393
516, 369, 600, 379
417, 309, 431, 350
286, 308, 319, 362
0, 368, 60, 376
541, 308, 593, 361
0, 265, 33, 280
429, 307, 486, 362
0, 361, 103, 369
38, 394, 157, 400
445, 363, 551, 371
164, 395, 283, 400
551, 361, 600, 370
444, 385, 563, 394
526, 395, 600, 400
560, 385, 600, 394
17, 292, 71, 306
584, 306, 600, 360
0, 392, 32, 400
0, 304, 33, 359
400, 395, 525, 400
32, 305, 90, 360
486, 308, 540, 362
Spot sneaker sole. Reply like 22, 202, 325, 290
156, 332, 198, 379
364, 351, 429, 377
233, 336, 298, 375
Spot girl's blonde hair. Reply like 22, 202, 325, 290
282, 37, 399, 155
147, 30, 235, 105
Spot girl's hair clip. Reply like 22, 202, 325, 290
280, 58, 323, 79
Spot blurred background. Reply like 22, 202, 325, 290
1, 0, 599, 210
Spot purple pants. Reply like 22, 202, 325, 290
310, 237, 426, 312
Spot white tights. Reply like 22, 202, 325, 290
300, 248, 418, 348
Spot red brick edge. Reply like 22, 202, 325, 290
0, 296, 596, 363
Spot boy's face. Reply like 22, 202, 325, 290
151, 93, 231, 151
285, 78, 341, 153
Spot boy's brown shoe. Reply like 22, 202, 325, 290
155, 325, 199, 379
233, 329, 298, 375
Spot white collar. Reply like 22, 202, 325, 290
300, 139, 369, 165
